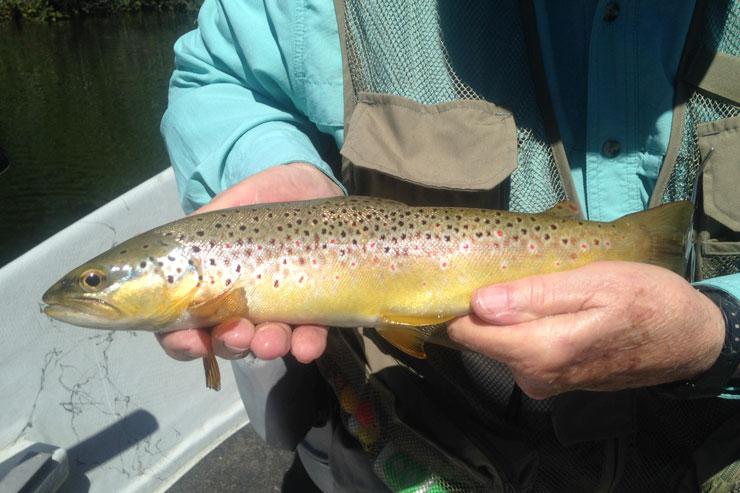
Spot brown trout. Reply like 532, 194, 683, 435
43, 196, 692, 390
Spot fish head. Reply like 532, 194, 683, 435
43, 233, 201, 330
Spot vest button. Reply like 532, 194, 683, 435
604, 2, 620, 22
602, 140, 621, 158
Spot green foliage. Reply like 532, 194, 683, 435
0, 0, 203, 22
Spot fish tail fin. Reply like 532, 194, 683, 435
614, 200, 693, 274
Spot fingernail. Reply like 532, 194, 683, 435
476, 286, 508, 316
223, 343, 250, 358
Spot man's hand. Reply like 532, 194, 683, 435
156, 162, 342, 364
447, 261, 726, 399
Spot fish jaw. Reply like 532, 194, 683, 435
43, 291, 126, 329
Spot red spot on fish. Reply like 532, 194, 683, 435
330, 239, 335, 244
569, 204, 578, 211
391, 264, 396, 271
295, 241, 301, 247
502, 265, 507, 270
435, 223, 440, 227
496, 230, 503, 237
422, 282, 427, 287
555, 261, 561, 266
442, 262, 447, 268
299, 276, 304, 283
529, 243, 535, 250
370, 242, 375, 248
414, 245, 419, 250
283, 259, 287, 265
605, 241, 611, 247
462, 244, 469, 250
581, 243, 587, 249
225, 244, 231, 248
312, 259, 317, 265
257, 274, 262, 279
351, 262, 356, 267
335, 275, 340, 280
257, 245, 263, 250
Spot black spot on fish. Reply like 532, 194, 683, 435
167, 275, 174, 284
274, 280, 280, 288
209, 259, 216, 266
140, 262, 147, 268
516, 217, 522, 223
119, 249, 127, 254
240, 225, 246, 231
534, 225, 541, 231
236, 264, 241, 272
215, 224, 222, 228
197, 231, 204, 236
550, 224, 558, 230
143, 244, 149, 249
562, 238, 568, 244
225, 279, 231, 286
168, 256, 176, 261
544, 234, 551, 240
192, 246, 200, 253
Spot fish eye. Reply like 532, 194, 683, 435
79, 269, 106, 291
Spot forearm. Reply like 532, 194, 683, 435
161, 0, 343, 212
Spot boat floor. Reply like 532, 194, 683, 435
168, 424, 322, 492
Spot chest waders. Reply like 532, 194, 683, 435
315, 1, 740, 491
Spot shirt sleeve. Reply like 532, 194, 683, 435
694, 273, 740, 399
160, 0, 344, 214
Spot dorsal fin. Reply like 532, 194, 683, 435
542, 201, 583, 219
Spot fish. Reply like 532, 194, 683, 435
42, 196, 693, 390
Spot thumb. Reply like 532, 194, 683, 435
472, 270, 591, 325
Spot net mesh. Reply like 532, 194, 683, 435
342, 0, 566, 214
701, 252, 740, 279
661, 0, 740, 279
661, 0, 740, 205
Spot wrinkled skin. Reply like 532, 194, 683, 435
157, 162, 726, 398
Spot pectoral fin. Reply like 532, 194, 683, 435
203, 353, 221, 391
188, 287, 249, 321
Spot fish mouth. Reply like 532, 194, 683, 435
43, 295, 123, 328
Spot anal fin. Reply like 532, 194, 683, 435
203, 353, 221, 391
377, 314, 456, 359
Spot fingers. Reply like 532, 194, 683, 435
156, 329, 212, 361
471, 267, 600, 325
211, 318, 255, 359
250, 322, 293, 359
290, 325, 329, 363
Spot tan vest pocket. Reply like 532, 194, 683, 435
698, 116, 740, 232
341, 92, 518, 206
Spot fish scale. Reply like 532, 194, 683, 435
43, 196, 693, 389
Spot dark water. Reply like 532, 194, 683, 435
0, 12, 197, 267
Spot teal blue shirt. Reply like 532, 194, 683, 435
161, 0, 739, 394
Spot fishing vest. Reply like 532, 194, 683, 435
316, 1, 740, 491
